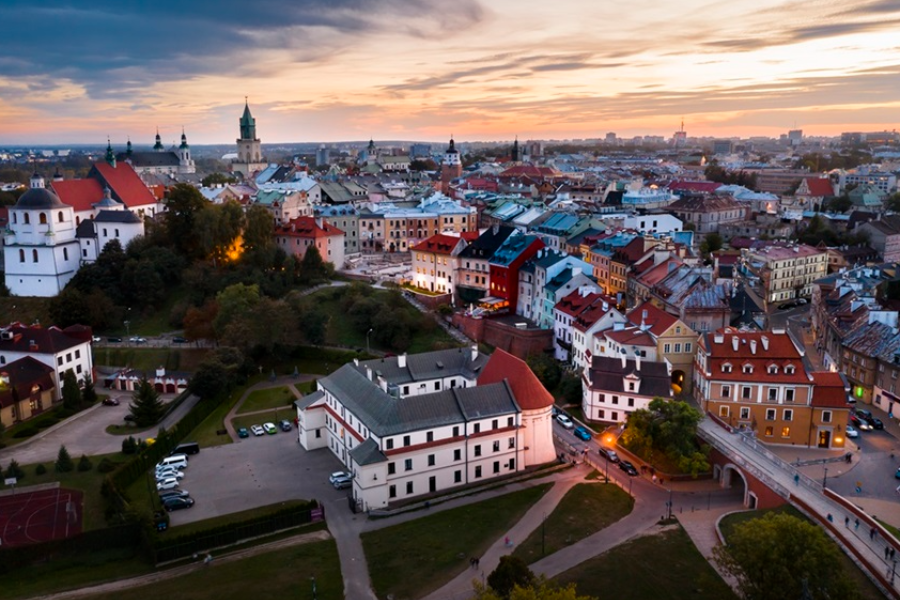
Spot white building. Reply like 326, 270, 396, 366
582, 355, 673, 423
0, 323, 94, 398
295, 348, 556, 511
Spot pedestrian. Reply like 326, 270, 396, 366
871, 527, 877, 540
845, 516, 850, 528
470, 557, 475, 569
475, 557, 480, 569
886, 547, 891, 560
891, 548, 896, 561
827, 513, 834, 523
855, 518, 860, 530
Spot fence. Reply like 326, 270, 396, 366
0, 523, 142, 573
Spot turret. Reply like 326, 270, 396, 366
105, 138, 116, 167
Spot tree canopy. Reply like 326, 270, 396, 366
621, 398, 708, 475
474, 580, 596, 600
714, 512, 858, 600
487, 556, 535, 599
129, 377, 165, 427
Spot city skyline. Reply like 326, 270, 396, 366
2, 0, 899, 145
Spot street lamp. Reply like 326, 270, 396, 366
366, 328, 373, 355
311, 576, 317, 600
823, 466, 828, 490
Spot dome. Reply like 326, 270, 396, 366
15, 187, 67, 209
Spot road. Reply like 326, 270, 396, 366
827, 428, 900, 500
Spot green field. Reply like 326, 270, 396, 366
236, 386, 295, 414
362, 484, 551, 600
512, 483, 634, 563
84, 538, 342, 600
554, 526, 738, 600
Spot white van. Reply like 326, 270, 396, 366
157, 454, 188, 470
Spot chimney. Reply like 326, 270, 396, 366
471, 345, 479, 362
354, 358, 359, 366
156, 366, 165, 378
731, 337, 739, 352
29, 340, 38, 351
634, 351, 641, 370
377, 375, 388, 392
366, 366, 373, 380
398, 353, 407, 368
761, 336, 769, 351
749, 340, 757, 355
602, 301, 609, 311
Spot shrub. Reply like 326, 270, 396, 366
122, 436, 137, 455
97, 457, 118, 473
55, 445, 74, 473
436, 303, 453, 316
77, 454, 93, 472
4, 459, 25, 480
13, 426, 40, 439
35, 463, 47, 475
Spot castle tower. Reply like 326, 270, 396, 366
153, 128, 164, 151
105, 139, 116, 168
177, 128, 195, 173
441, 136, 462, 196
233, 99, 266, 177
512, 136, 519, 162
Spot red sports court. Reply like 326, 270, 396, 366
0, 486, 83, 548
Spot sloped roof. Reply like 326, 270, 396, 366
810, 372, 850, 408
275, 216, 344, 238
411, 234, 466, 255
0, 323, 91, 354
91, 161, 158, 207
628, 301, 679, 336
51, 179, 105, 212
586, 356, 672, 397
477, 348, 554, 410
666, 180, 722, 194
349, 438, 388, 465
0, 356, 55, 409
800, 177, 835, 197
355, 347, 489, 386
604, 326, 656, 347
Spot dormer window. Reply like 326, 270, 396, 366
768, 365, 778, 374
785, 365, 795, 375
743, 364, 753, 374
722, 363, 732, 373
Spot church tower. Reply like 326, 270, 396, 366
511, 136, 519, 162
233, 99, 266, 177
153, 128, 164, 152
177, 128, 196, 173
441, 136, 462, 196
105, 139, 116, 168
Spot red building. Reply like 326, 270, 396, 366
487, 233, 544, 312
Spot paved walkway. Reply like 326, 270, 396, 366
700, 419, 900, 597
676, 502, 748, 594
222, 375, 315, 440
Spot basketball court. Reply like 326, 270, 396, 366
0, 485, 83, 548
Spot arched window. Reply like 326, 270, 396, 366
11, 213, 16, 224
39, 213, 47, 225
23, 213, 30, 225
32, 249, 38, 263
18, 249, 24, 262
58, 211, 64, 222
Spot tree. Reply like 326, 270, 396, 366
129, 377, 165, 427
714, 512, 857, 600
164, 183, 208, 258
201, 172, 236, 187
699, 232, 723, 257
81, 374, 98, 405
4, 459, 25, 480
526, 353, 562, 391
299, 245, 330, 284
55, 445, 74, 472
61, 369, 82, 411
213, 283, 261, 338
621, 398, 709, 475
183, 300, 219, 343
77, 454, 93, 472
886, 192, 900, 213
558, 372, 582, 406
474, 580, 596, 600
487, 556, 535, 599
243, 204, 275, 254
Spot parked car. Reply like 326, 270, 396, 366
124, 414, 135, 422
855, 408, 874, 420
129, 336, 147, 344
870, 417, 885, 430
598, 447, 619, 463
102, 397, 120, 406
573, 426, 592, 441
279, 420, 293, 432
108, 337, 122, 343
237, 427, 249, 438
172, 336, 189, 343
777, 301, 799, 310
159, 489, 190, 501
156, 477, 180, 491
329, 471, 351, 484
618, 460, 639, 476
91, 335, 101, 342
172, 442, 200, 456
250, 424, 265, 436
845, 425, 859, 438
163, 496, 195, 512
155, 469, 184, 481
895, 467, 900, 481
263, 422, 278, 435
332, 475, 353, 489
556, 414, 574, 429
551, 406, 560, 417
849, 415, 873, 431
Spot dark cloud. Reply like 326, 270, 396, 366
786, 18, 900, 42
0, 0, 485, 95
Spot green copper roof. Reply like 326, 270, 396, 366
240, 100, 257, 140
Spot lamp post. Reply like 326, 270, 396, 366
541, 512, 546, 557
311, 576, 317, 600
823, 466, 828, 490
366, 328, 373, 355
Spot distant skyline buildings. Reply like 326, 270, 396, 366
1, 1, 898, 145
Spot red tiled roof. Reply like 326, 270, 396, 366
411, 233, 466, 255
628, 301, 678, 336
0, 356, 55, 410
0, 323, 91, 354
460, 231, 480, 242
477, 348, 554, 410
275, 216, 344, 238
92, 161, 157, 207
618, 237, 647, 262
604, 327, 655, 347
800, 177, 834, 197
572, 296, 619, 332
667, 180, 722, 194
810, 372, 850, 408
51, 179, 104, 212
635, 258, 683, 286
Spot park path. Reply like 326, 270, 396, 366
27, 529, 332, 600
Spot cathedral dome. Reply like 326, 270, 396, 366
16, 187, 67, 209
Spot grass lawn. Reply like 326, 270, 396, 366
555, 526, 737, 600
16, 452, 129, 530
294, 380, 317, 395
94, 347, 211, 371
512, 483, 634, 564
130, 285, 188, 336
363, 483, 552, 600
105, 423, 157, 436
566, 407, 603, 433
236, 386, 295, 414
84, 539, 342, 600
718, 506, 885, 600
0, 297, 52, 329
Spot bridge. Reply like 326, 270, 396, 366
699, 417, 900, 598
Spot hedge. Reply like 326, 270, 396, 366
0, 523, 142, 573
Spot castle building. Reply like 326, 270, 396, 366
441, 137, 462, 196
117, 129, 196, 175
232, 100, 268, 177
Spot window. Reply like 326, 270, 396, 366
39, 212, 47, 225
406, 481, 414, 494
783, 409, 793, 421
75, 350, 80, 359
453, 426, 459, 436
507, 417, 514, 427
719, 405, 730, 417
18, 249, 24, 262
664, 343, 671, 353
454, 470, 462, 483
404, 458, 412, 471
785, 365, 795, 374
492, 419, 498, 430
765, 409, 776, 421
389, 485, 396, 498
403, 435, 410, 447
612, 395, 619, 405
685, 343, 692, 353
493, 461, 500, 474
768, 365, 778, 374
427, 431, 433, 442
493, 440, 500, 452
628, 382, 635, 391
765, 426, 774, 437
386, 439, 394, 450
508, 437, 515, 449
388, 462, 396, 475
474, 445, 482, 457
785, 388, 795, 402
722, 385, 731, 398
822, 410, 832, 423
768, 388, 777, 401
434, 381, 440, 390
781, 426, 791, 437
475, 466, 482, 478
722, 363, 732, 373
742, 386, 752, 399
743, 364, 753, 374
740, 407, 750, 420
63, 247, 68, 261
57, 356, 63, 366
674, 343, 682, 353
598, 409, 605, 419
32, 249, 38, 263
474, 423, 480, 434
454, 449, 461, 461
427, 454, 435, 466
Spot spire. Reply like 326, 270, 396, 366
126, 138, 133, 157
239, 98, 257, 141
153, 127, 164, 151
180, 127, 189, 150
447, 135, 458, 154
105, 137, 116, 167
512, 136, 519, 162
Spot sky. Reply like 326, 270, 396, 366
2, 0, 899, 145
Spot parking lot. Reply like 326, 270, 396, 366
163, 428, 348, 526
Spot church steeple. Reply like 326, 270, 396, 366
179, 127, 189, 150
239, 98, 257, 141
126, 138, 133, 157
153, 128, 164, 151
512, 136, 519, 162
105, 138, 116, 167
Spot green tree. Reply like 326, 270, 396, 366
55, 445, 74, 472
129, 377, 165, 427
526, 353, 562, 391
621, 398, 708, 475
81, 374, 98, 405
164, 183, 208, 258
61, 369, 82, 411
699, 232, 723, 257
714, 512, 857, 600
885, 192, 900, 213
214, 283, 261, 338
201, 172, 236, 187
487, 556, 535, 599
244, 204, 275, 254
299, 245, 330, 284
77, 454, 93, 472
558, 372, 582, 406
4, 458, 25, 480
475, 580, 595, 600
